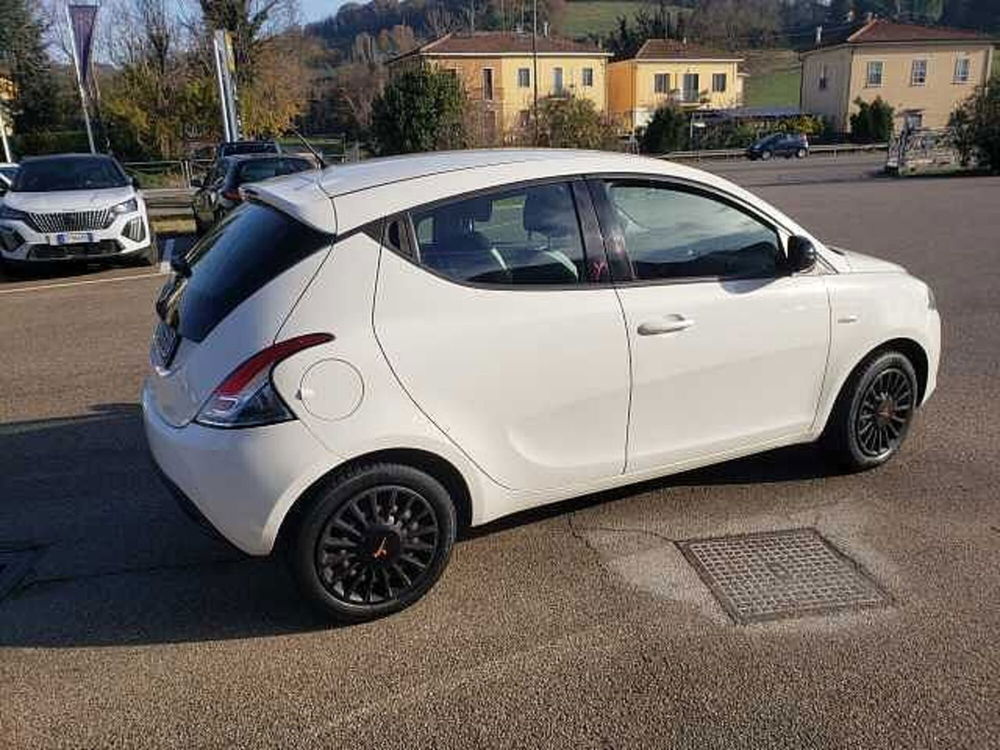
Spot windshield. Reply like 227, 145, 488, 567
220, 142, 278, 157
12, 157, 128, 192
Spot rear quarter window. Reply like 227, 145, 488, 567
172, 203, 331, 342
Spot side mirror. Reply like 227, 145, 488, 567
190, 177, 203, 188
787, 235, 817, 274
130, 175, 142, 189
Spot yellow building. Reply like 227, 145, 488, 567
800, 19, 995, 133
607, 39, 745, 132
390, 32, 611, 142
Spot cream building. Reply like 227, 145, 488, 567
390, 32, 611, 142
607, 39, 745, 132
800, 19, 995, 132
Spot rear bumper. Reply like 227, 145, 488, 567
142, 381, 337, 555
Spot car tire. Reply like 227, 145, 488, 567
289, 462, 457, 623
761, 150, 773, 161
823, 350, 919, 471
796, 148, 808, 159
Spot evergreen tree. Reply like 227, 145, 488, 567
0, 0, 60, 132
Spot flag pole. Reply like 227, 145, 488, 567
0, 103, 12, 162
66, 4, 96, 153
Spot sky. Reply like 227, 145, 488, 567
301, 0, 352, 23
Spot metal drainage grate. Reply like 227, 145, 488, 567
677, 528, 890, 624
0, 547, 40, 603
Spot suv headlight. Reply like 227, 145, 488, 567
0, 204, 29, 223
111, 198, 138, 215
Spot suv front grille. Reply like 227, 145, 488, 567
27, 209, 114, 233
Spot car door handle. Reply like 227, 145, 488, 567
637, 315, 695, 336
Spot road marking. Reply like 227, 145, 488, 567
0, 271, 165, 296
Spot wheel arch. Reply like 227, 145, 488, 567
274, 448, 474, 553
821, 336, 930, 436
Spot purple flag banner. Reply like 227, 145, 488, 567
68, 4, 99, 86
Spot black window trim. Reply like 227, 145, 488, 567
585, 172, 832, 287
377, 175, 614, 292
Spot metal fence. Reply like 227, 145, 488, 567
659, 143, 889, 161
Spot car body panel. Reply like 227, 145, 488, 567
373, 245, 631, 491
617, 274, 831, 471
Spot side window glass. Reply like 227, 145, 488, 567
604, 182, 781, 281
409, 182, 586, 286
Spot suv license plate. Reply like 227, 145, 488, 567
51, 232, 94, 245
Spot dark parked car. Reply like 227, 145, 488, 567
746, 133, 809, 161
191, 153, 316, 234
216, 140, 280, 160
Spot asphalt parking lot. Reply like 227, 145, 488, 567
2, 154, 998, 748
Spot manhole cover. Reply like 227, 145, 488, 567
676, 528, 890, 624
0, 547, 40, 603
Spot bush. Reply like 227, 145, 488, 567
11, 130, 91, 157
641, 104, 688, 154
370, 66, 469, 155
516, 95, 619, 150
949, 77, 1000, 172
850, 97, 894, 143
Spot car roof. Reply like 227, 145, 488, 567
246, 148, 815, 241
227, 153, 302, 163
20, 153, 118, 164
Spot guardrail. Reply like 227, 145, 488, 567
660, 143, 889, 161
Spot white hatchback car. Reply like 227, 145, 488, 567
143, 149, 940, 621
0, 153, 155, 267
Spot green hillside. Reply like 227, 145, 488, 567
559, 1, 680, 39
742, 49, 802, 109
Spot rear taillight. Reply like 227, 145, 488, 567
195, 333, 334, 428
221, 188, 241, 202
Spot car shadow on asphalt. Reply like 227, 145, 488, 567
0, 403, 846, 648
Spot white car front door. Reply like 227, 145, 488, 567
590, 179, 830, 472
374, 181, 631, 491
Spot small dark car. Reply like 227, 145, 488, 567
191, 153, 315, 234
746, 133, 809, 161
216, 140, 280, 159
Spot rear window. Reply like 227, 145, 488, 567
166, 203, 331, 342
235, 157, 313, 184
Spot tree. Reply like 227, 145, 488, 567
687, 0, 783, 50
641, 103, 688, 154
850, 96, 894, 142
0, 0, 61, 133
370, 65, 468, 155
949, 76, 1000, 171
516, 94, 618, 150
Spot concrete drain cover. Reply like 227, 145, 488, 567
0, 547, 40, 603
676, 528, 890, 624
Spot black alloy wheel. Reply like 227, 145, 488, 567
761, 150, 773, 160
290, 463, 456, 622
317, 485, 440, 606
824, 350, 919, 470
854, 366, 915, 460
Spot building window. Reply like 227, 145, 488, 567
654, 73, 670, 94
954, 57, 971, 83
712, 73, 727, 93
682, 73, 700, 102
553, 67, 564, 94
866, 61, 883, 87
582, 67, 594, 87
819, 65, 828, 90
910, 59, 927, 86
518, 109, 531, 129
904, 111, 923, 131
517, 68, 530, 88
482, 68, 494, 100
